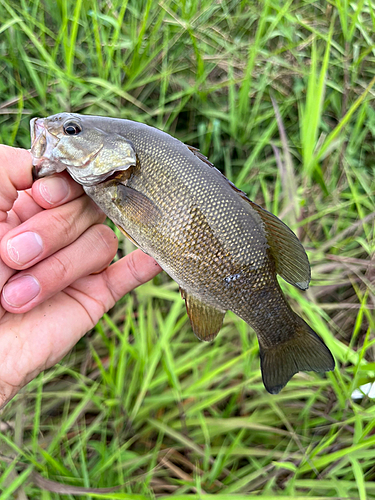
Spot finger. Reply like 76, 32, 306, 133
0, 195, 105, 271
0, 194, 42, 303
12, 190, 43, 223
31, 172, 84, 209
1, 224, 118, 313
0, 212, 25, 303
104, 249, 163, 302
0, 248, 162, 410
54, 249, 163, 328
0, 146, 33, 222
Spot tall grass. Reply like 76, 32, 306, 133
0, 0, 374, 498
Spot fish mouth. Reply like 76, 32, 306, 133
30, 118, 65, 179
30, 116, 136, 187
30, 118, 106, 184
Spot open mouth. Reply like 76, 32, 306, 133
30, 118, 64, 179
30, 118, 44, 149
30, 118, 47, 159
30, 117, 136, 186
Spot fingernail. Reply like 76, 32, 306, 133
2, 275, 40, 307
39, 176, 69, 204
7, 232, 43, 265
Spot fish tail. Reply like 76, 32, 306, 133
258, 316, 335, 394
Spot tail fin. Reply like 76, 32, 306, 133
259, 317, 335, 394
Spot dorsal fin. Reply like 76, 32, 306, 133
187, 144, 311, 290
246, 201, 310, 290
186, 145, 215, 167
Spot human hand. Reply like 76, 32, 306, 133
0, 145, 162, 409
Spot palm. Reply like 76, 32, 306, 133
0, 249, 160, 408
0, 274, 109, 393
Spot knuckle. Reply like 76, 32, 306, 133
47, 252, 74, 282
49, 210, 77, 240
93, 225, 117, 254
86, 197, 106, 223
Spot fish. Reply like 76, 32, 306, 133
30, 113, 335, 394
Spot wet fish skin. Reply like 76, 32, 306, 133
30, 113, 335, 393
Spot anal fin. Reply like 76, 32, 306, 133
180, 288, 226, 342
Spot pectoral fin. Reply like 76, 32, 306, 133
180, 288, 226, 341
113, 184, 161, 225
114, 224, 141, 248
248, 201, 311, 290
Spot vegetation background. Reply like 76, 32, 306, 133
0, 0, 374, 498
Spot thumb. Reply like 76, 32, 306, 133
0, 146, 33, 223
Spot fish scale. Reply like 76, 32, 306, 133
30, 112, 335, 394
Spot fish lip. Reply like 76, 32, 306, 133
30, 118, 64, 178
30, 117, 38, 145
30, 119, 109, 185
32, 165, 39, 181
30, 117, 56, 153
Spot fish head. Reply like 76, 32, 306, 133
30, 113, 137, 186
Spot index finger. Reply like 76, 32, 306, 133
31, 171, 84, 210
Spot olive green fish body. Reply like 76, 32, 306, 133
30, 113, 335, 393
87, 158, 283, 335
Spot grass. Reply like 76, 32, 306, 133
0, 0, 375, 497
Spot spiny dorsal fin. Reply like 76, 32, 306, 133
187, 145, 311, 290
187, 145, 215, 168
180, 288, 226, 342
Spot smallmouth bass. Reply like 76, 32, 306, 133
30, 113, 335, 394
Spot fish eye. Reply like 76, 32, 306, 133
63, 122, 82, 136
